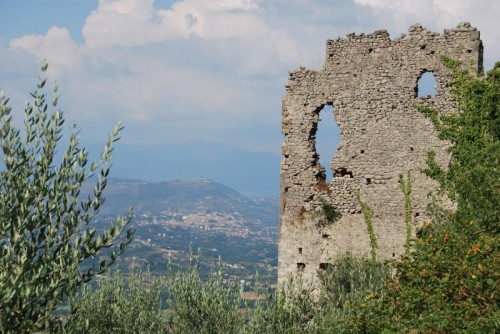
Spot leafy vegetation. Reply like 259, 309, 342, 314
167, 254, 246, 334
64, 270, 167, 334
399, 171, 413, 256
1, 58, 498, 333
371, 58, 500, 333
0, 64, 133, 333
356, 193, 378, 262
418, 57, 499, 234
64, 253, 390, 334
314, 196, 342, 226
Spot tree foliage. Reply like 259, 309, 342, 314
419, 57, 500, 233
63, 270, 166, 334
167, 254, 246, 334
361, 59, 500, 333
0, 64, 134, 332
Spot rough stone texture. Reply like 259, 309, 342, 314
278, 23, 483, 283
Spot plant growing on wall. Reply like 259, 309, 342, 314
357, 59, 500, 333
418, 56, 499, 234
399, 171, 413, 256
313, 196, 341, 227
355, 194, 377, 263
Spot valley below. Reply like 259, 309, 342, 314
86, 178, 279, 285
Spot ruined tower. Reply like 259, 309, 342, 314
278, 23, 483, 283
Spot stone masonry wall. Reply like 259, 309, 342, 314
278, 23, 482, 283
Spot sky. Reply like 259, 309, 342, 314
0, 0, 499, 158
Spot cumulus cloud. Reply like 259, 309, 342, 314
82, 0, 264, 49
353, 0, 475, 29
3, 0, 499, 152
10, 27, 83, 75
353, 0, 500, 67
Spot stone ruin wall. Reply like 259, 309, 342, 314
278, 23, 483, 283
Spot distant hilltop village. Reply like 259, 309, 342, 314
278, 23, 482, 283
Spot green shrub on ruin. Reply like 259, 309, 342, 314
357, 59, 500, 333
399, 171, 413, 256
356, 194, 378, 263
419, 57, 499, 233
313, 196, 342, 226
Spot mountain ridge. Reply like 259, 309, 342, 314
82, 140, 281, 196
82, 177, 279, 227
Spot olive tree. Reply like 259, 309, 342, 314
0, 64, 134, 333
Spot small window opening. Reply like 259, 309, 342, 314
334, 168, 353, 178
314, 104, 340, 182
414, 212, 420, 217
319, 263, 329, 271
299, 206, 306, 219
366, 178, 372, 185
298, 247, 303, 254
322, 234, 330, 239
360, 149, 365, 154
416, 71, 437, 97
297, 263, 305, 271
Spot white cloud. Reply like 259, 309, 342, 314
83, 0, 171, 49
353, 0, 473, 28
10, 27, 83, 75
352, 0, 500, 68
82, 0, 265, 49
80, 0, 298, 73
3, 0, 499, 153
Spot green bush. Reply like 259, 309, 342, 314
377, 219, 499, 333
0, 64, 133, 333
60, 252, 392, 333
246, 276, 319, 334
318, 256, 390, 312
419, 58, 499, 233
167, 254, 245, 334
246, 256, 391, 334
63, 270, 167, 334
357, 59, 500, 333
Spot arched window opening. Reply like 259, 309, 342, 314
315, 104, 340, 182
416, 71, 437, 97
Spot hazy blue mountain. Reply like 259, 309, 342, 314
82, 177, 279, 224
82, 141, 280, 196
